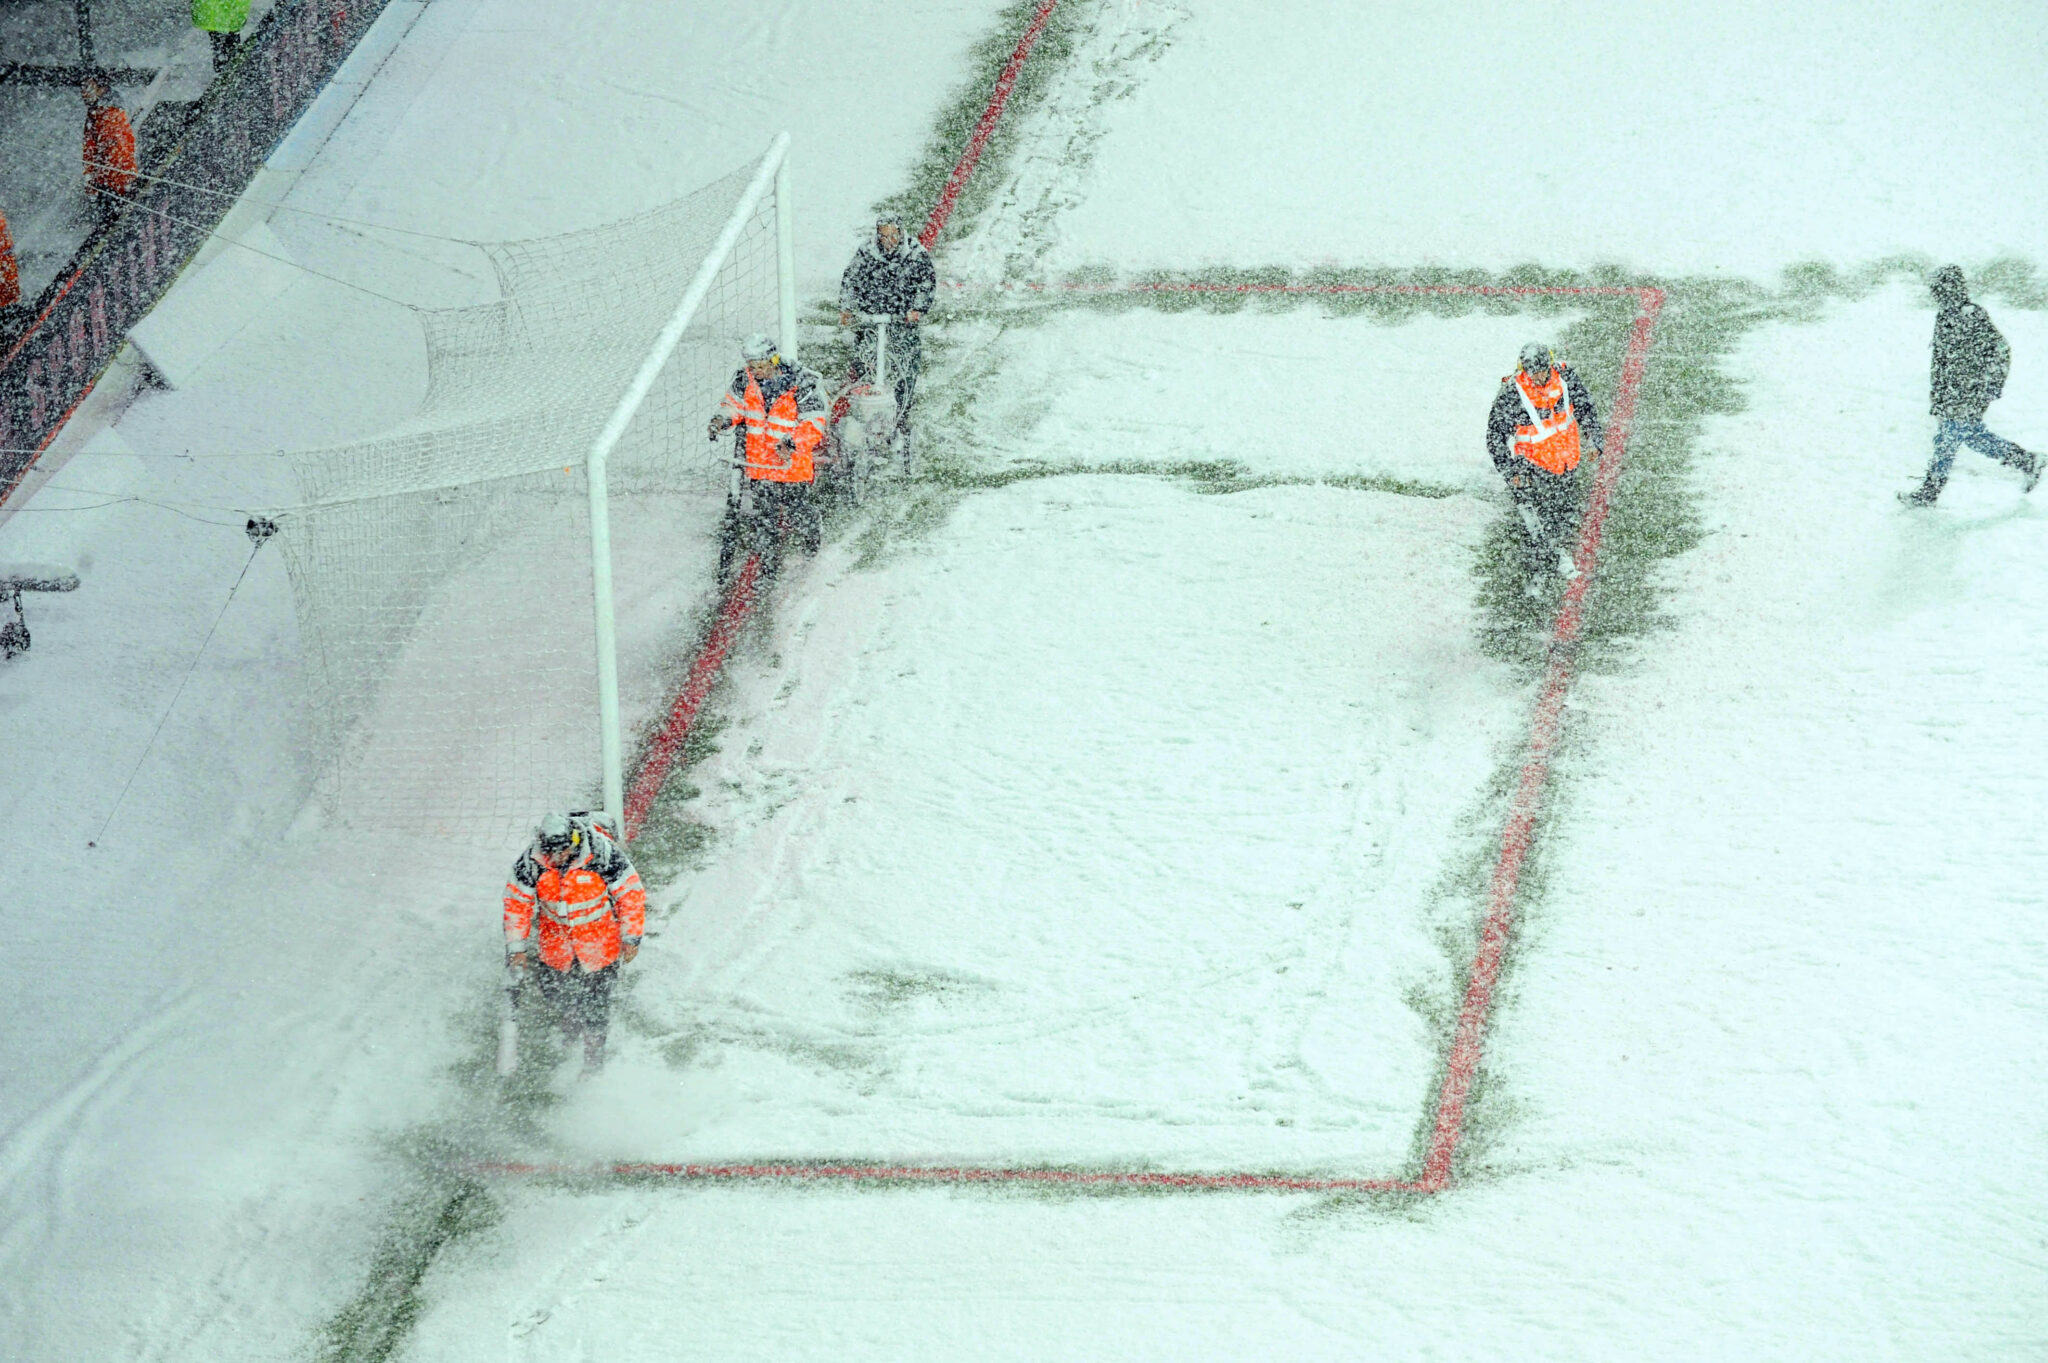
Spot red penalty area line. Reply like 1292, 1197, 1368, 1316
919, 0, 1062, 251
941, 278, 1652, 299
510, 284, 1670, 1198
475, 1160, 1420, 1197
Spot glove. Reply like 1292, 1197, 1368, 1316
620, 939, 640, 964
777, 436, 795, 457
708, 414, 731, 440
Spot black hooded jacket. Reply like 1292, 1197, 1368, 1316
1930, 286, 2010, 419
839, 236, 936, 320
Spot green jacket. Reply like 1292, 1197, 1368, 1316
192, 0, 250, 34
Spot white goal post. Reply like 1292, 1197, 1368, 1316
587, 133, 797, 821
274, 135, 797, 843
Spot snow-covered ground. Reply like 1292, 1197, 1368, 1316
555, 472, 1509, 1173
4, 0, 2047, 1358
1041, 0, 2048, 278
0, 1, 1014, 1357
1477, 286, 2048, 1357
960, 305, 1585, 487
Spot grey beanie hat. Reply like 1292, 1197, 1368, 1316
1930, 264, 1968, 302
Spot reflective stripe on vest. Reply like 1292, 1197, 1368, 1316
535, 853, 613, 927
1510, 366, 1581, 476
538, 886, 611, 927
732, 373, 819, 482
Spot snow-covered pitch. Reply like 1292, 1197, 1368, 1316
2, 1, 2046, 1360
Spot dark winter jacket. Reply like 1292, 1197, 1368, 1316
1930, 301, 2010, 418
838, 237, 936, 321
1486, 363, 1605, 480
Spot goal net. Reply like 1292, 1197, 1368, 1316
274, 137, 791, 844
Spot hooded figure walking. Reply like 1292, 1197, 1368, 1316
1901, 265, 2040, 506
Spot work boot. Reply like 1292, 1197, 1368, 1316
1898, 485, 1939, 508
2024, 452, 2042, 495
579, 1030, 606, 1077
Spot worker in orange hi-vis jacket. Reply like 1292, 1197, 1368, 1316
708, 333, 828, 577
0, 208, 23, 340
500, 811, 646, 1078
80, 76, 137, 226
1486, 341, 1606, 594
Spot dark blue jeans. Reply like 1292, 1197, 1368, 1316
1920, 417, 2031, 495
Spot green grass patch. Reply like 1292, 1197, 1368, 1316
313, 1173, 499, 1363
871, 0, 1094, 246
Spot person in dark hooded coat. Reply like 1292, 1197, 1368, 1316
1901, 265, 2039, 506
838, 213, 935, 442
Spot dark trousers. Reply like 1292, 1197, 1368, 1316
852, 324, 921, 434
533, 960, 618, 1042
1507, 464, 1584, 573
209, 31, 241, 72
721, 477, 821, 576
1916, 417, 2033, 499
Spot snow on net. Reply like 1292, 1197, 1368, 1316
276, 155, 781, 843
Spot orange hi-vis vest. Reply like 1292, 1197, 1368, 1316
1509, 365, 1582, 476
722, 367, 825, 483
503, 831, 647, 972
0, 210, 19, 311
84, 103, 137, 196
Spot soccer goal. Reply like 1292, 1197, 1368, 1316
274, 135, 796, 843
